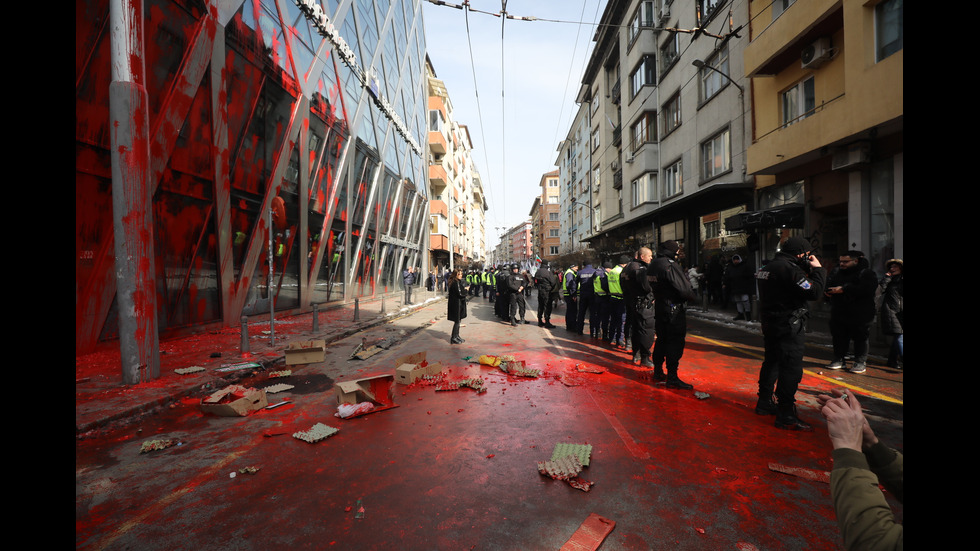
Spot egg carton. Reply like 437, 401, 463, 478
263, 383, 295, 394
550, 443, 592, 467
292, 423, 339, 443
174, 366, 205, 375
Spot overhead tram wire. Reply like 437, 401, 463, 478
424, 0, 629, 33
550, 0, 594, 153
462, 1, 499, 224
500, 0, 507, 225
427, 0, 745, 234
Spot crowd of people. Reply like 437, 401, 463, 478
427, 237, 904, 386
427, 236, 903, 550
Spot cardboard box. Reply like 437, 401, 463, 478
201, 386, 268, 417
284, 339, 326, 365
335, 374, 396, 407
392, 351, 444, 384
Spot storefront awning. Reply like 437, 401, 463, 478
725, 205, 804, 232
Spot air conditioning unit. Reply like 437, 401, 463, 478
610, 160, 620, 171
831, 143, 871, 171
659, 5, 670, 23
801, 37, 832, 69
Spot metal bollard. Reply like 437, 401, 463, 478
312, 304, 319, 332
354, 297, 360, 321
240, 316, 250, 354
381, 295, 386, 315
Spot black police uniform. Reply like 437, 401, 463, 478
649, 244, 697, 389
534, 264, 558, 327
755, 241, 826, 430
506, 265, 527, 325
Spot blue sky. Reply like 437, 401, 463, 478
421, 0, 606, 248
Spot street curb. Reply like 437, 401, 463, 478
75, 298, 446, 436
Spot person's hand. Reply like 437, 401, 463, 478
818, 388, 873, 452
808, 254, 822, 269
826, 286, 843, 295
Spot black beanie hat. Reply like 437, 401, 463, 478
781, 236, 812, 255
659, 240, 680, 255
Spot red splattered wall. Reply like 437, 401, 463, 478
76, 0, 427, 354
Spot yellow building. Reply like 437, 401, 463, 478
743, 0, 902, 271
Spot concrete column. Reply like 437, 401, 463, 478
109, 0, 160, 384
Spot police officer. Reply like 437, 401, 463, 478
575, 263, 597, 335
506, 263, 528, 326
591, 262, 610, 339
534, 261, 558, 327
624, 247, 655, 365
562, 264, 580, 332
486, 268, 496, 303
649, 241, 698, 389
495, 265, 509, 319
755, 236, 826, 431
606, 256, 629, 347
483, 268, 493, 299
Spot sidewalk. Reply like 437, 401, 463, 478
75, 289, 888, 436
75, 289, 450, 435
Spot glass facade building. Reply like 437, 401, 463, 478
76, 0, 429, 353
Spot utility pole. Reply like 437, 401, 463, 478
109, 0, 160, 384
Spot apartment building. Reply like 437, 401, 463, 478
556, 106, 595, 254
530, 170, 562, 263
427, 56, 488, 270
493, 221, 533, 267
743, 0, 903, 272
571, 0, 755, 267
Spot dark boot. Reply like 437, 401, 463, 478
754, 394, 777, 416
652, 365, 666, 381
666, 374, 693, 390
775, 404, 813, 431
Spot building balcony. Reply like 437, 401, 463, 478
429, 164, 448, 186
430, 199, 448, 218
745, 0, 842, 77
429, 131, 447, 155
430, 234, 449, 252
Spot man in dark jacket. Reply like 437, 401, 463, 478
534, 262, 558, 328
755, 236, 826, 431
650, 241, 698, 389
623, 247, 655, 366
506, 263, 528, 326
724, 254, 755, 321
403, 266, 416, 305
825, 251, 878, 374
562, 264, 580, 332
575, 263, 597, 335
495, 265, 509, 319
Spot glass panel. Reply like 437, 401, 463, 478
869, 159, 895, 274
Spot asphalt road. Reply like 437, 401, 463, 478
76, 293, 903, 550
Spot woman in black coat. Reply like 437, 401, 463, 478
448, 268, 467, 344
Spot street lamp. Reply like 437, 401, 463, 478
569, 199, 593, 243
692, 59, 744, 94
692, 57, 753, 280
447, 201, 468, 272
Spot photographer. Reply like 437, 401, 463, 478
818, 389, 903, 550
